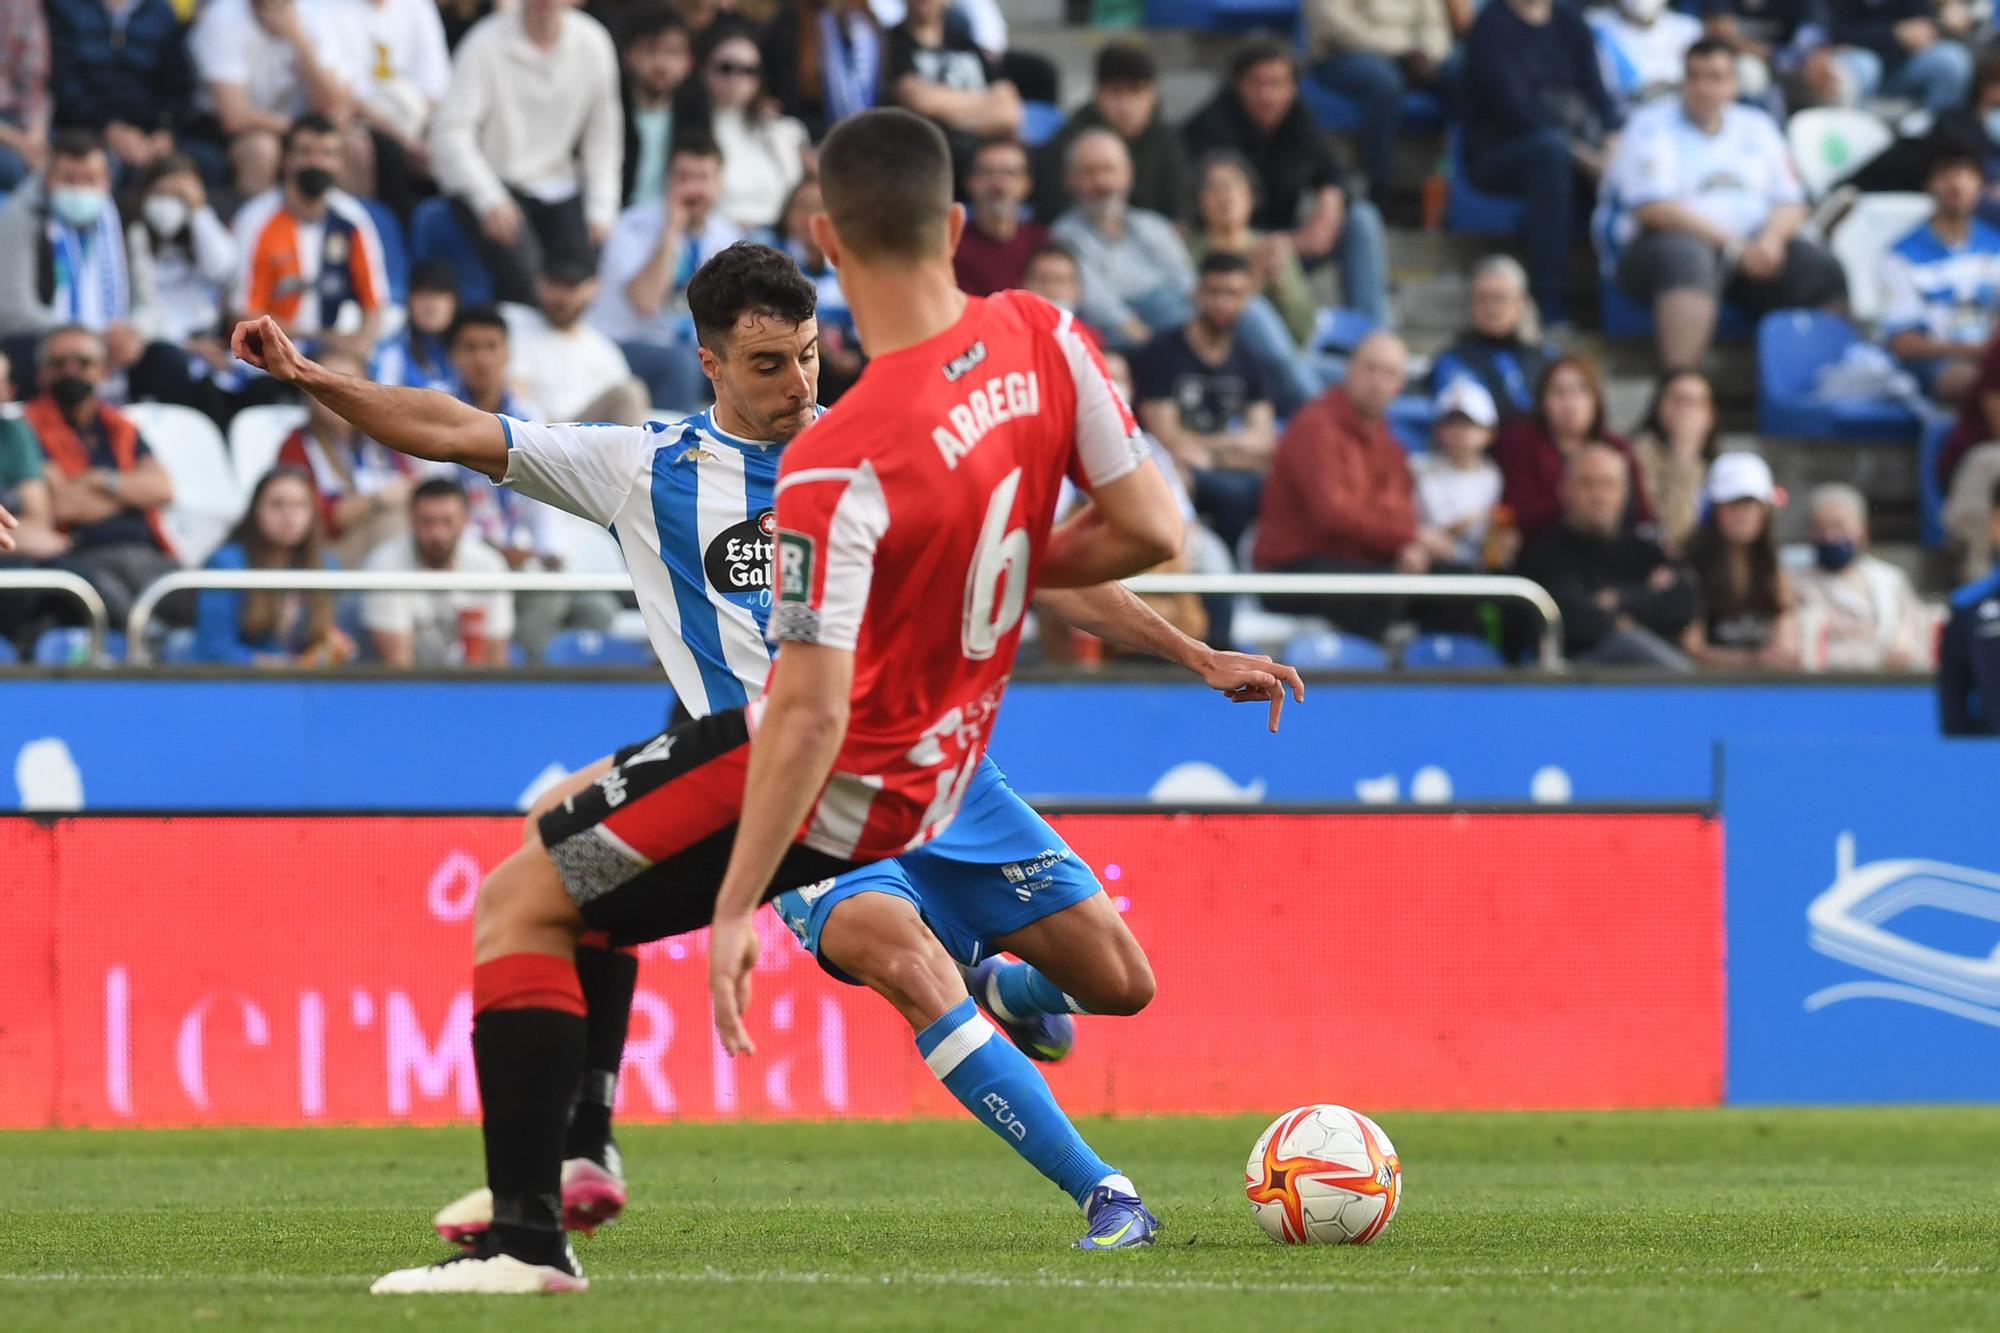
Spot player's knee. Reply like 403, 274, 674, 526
1081, 944, 1156, 1016
473, 852, 578, 958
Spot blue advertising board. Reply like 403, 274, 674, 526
1723, 736, 2000, 1103
0, 676, 1932, 812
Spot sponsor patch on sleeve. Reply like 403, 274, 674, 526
777, 530, 815, 604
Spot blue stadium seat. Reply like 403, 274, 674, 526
1386, 394, 1434, 452
1443, 127, 1525, 237
33, 627, 126, 665
1918, 412, 1952, 547
1283, 629, 1389, 671
411, 196, 496, 307
1310, 306, 1379, 355
1299, 78, 1448, 137
360, 197, 410, 306
1756, 309, 1922, 440
1145, 0, 1298, 28
158, 628, 198, 664
1401, 632, 1504, 669
543, 629, 656, 667
1598, 278, 1752, 341
1020, 100, 1065, 148
0, 637, 17, 665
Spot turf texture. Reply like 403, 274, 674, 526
2, 1109, 1997, 1331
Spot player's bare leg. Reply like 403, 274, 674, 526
972, 891, 1156, 1036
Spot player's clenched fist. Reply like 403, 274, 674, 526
229, 315, 307, 382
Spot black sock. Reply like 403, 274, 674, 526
473, 1006, 585, 1262
566, 944, 639, 1162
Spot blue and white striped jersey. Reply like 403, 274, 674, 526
1879, 218, 2000, 346
499, 409, 797, 716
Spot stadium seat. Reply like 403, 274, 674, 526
1401, 632, 1504, 669
1756, 309, 1923, 440
1020, 100, 1065, 148
1310, 306, 1379, 356
1386, 394, 1433, 452
1597, 282, 1754, 341
1298, 77, 1447, 137
33, 627, 126, 665
0, 637, 17, 665
1282, 629, 1389, 670
1145, 0, 1298, 28
157, 627, 198, 664
124, 402, 243, 566
1787, 108, 1895, 199
360, 197, 411, 307
411, 196, 496, 307
1443, 127, 1525, 237
227, 403, 308, 494
1828, 192, 1933, 324
1917, 411, 1951, 547
543, 629, 655, 667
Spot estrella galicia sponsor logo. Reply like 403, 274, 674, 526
704, 508, 777, 596
942, 339, 987, 382
778, 530, 815, 603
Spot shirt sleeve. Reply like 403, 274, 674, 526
498, 417, 653, 527
1054, 306, 1147, 491
769, 458, 889, 652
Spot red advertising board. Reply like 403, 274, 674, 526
0, 813, 1723, 1127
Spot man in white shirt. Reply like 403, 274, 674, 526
189, 0, 358, 197
505, 256, 647, 424
588, 133, 743, 411
1603, 36, 1845, 369
429, 0, 622, 305
362, 475, 516, 667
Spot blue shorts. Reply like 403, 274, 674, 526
772, 756, 1101, 985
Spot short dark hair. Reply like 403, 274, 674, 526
1685, 35, 1736, 66
669, 127, 723, 165
1927, 130, 1985, 179
1198, 250, 1252, 280
409, 259, 460, 296
969, 135, 1028, 171
447, 306, 509, 348
620, 0, 687, 46
50, 128, 102, 163
1024, 241, 1078, 271
1096, 42, 1156, 88
1229, 37, 1294, 83
412, 477, 466, 506
282, 113, 340, 157
685, 241, 818, 353
817, 108, 954, 262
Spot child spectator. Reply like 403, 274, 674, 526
1429, 255, 1554, 416
1682, 452, 1798, 668
1793, 482, 1934, 671
375, 260, 460, 393
618, 4, 693, 208
1628, 368, 1718, 554
1879, 135, 2000, 408
1413, 379, 1505, 570
764, 0, 881, 142
1493, 355, 1652, 544
194, 465, 354, 665
277, 344, 418, 566
361, 475, 515, 667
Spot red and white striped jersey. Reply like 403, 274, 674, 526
763, 290, 1144, 861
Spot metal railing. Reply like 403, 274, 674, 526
0, 570, 111, 662
125, 569, 1562, 669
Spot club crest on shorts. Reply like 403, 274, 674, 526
778, 531, 815, 603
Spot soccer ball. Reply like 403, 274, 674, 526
1244, 1104, 1402, 1245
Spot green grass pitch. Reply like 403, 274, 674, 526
3, 1109, 1997, 1331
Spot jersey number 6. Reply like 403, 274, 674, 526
961, 467, 1030, 661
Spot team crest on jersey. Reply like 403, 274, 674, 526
777, 531, 815, 602
704, 508, 777, 595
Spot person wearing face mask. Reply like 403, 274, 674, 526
1589, 0, 1704, 111
230, 114, 390, 351
1792, 482, 1935, 672
128, 154, 239, 349
0, 129, 159, 397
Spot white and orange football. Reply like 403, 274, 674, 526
1244, 1104, 1402, 1245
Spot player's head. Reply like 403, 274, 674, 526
810, 108, 962, 269
687, 241, 821, 443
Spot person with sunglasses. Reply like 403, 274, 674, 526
682, 16, 810, 231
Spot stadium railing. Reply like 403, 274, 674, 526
0, 569, 111, 660
121, 570, 1566, 668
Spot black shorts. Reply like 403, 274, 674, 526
537, 708, 863, 948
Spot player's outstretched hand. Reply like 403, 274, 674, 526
0, 500, 16, 553
709, 914, 762, 1057
1198, 650, 1307, 733
229, 314, 309, 382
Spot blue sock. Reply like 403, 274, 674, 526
987, 960, 1089, 1019
914, 998, 1119, 1205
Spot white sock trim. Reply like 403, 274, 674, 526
982, 970, 1023, 1024
1092, 1172, 1136, 1202
922, 1012, 996, 1080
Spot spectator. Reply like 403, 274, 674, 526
1413, 377, 1505, 570
194, 465, 355, 665
1937, 478, 2000, 733
1939, 324, 2000, 579
343, 0, 453, 212
618, 4, 693, 208
361, 476, 515, 667
1051, 128, 1196, 347
0, 0, 50, 191
955, 136, 1046, 297
1428, 254, 1554, 416
46, 0, 196, 177
682, 18, 810, 232
1603, 39, 1844, 371
763, 0, 880, 141
1519, 441, 1696, 667
1589, 0, 1704, 111
1627, 367, 1718, 553
0, 131, 157, 388
375, 260, 460, 393
1938, 52, 2000, 225
1030, 42, 1187, 225
231, 115, 390, 349
430, 0, 622, 305
1187, 149, 1315, 349
1682, 452, 1798, 667
1793, 482, 1934, 671
1181, 38, 1389, 321
590, 133, 743, 410
1879, 135, 2000, 407
1134, 252, 1277, 553
1702, 0, 1835, 109
1461, 0, 1618, 328
1252, 330, 1421, 641
277, 343, 418, 565
778, 178, 863, 402
188, 0, 357, 199
1018, 241, 1098, 343
1493, 355, 1653, 544
127, 154, 238, 349
1304, 0, 1453, 195
884, 0, 1021, 164
0, 351, 62, 560
1827, 0, 1971, 117
504, 261, 649, 425
23, 325, 177, 626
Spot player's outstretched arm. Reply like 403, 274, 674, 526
1038, 465, 1183, 590
230, 315, 510, 481
709, 641, 855, 1057
1033, 583, 1307, 732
